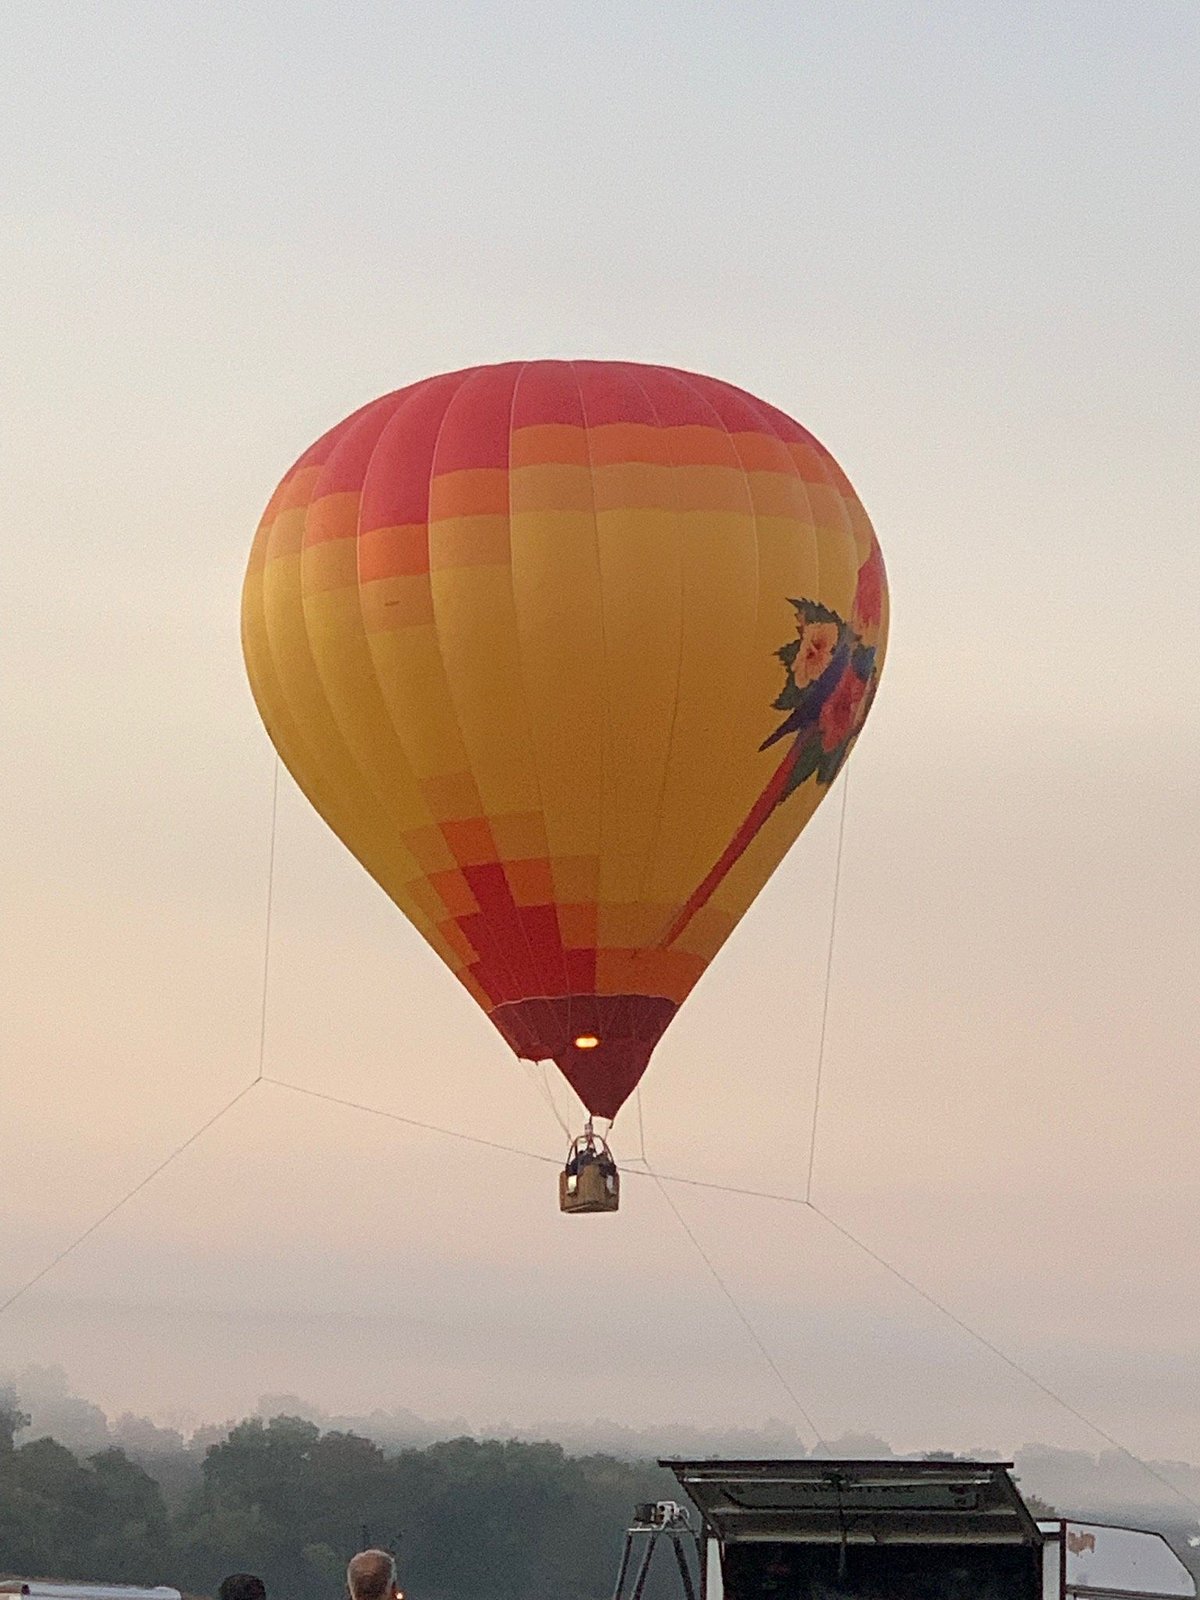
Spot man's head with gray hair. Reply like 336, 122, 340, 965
347, 1549, 400, 1600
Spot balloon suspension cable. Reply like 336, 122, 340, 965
645, 1161, 823, 1444
805, 769, 850, 1203
538, 1059, 571, 1135
518, 1056, 571, 1138
255, 756, 281, 1082
635, 1089, 648, 1166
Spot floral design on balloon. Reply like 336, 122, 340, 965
760, 598, 879, 800
656, 588, 882, 951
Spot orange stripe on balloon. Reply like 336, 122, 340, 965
303, 490, 361, 547
278, 465, 323, 513
509, 423, 592, 468
358, 523, 430, 581
726, 430, 799, 471
585, 421, 746, 468
429, 467, 510, 519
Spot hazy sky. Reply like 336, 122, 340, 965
3, 1, 1198, 1479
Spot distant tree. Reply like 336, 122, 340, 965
820, 1432, 895, 1459
0, 1435, 172, 1583
1024, 1493, 1056, 1518
112, 1412, 187, 1457
301, 1540, 345, 1588
7, 1434, 93, 1508
12, 1365, 112, 1455
85, 1450, 172, 1584
89, 1447, 170, 1533
0, 1383, 30, 1452
201, 1414, 322, 1515
167, 1416, 680, 1600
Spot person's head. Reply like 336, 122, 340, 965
218, 1577, 266, 1600
347, 1549, 400, 1600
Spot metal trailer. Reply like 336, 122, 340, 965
643, 1460, 1196, 1600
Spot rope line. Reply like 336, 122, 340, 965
805, 1202, 1200, 1514
255, 757, 281, 1082
261, 1076, 562, 1165
625, 1166, 1199, 1512
623, 1169, 809, 1203
538, 1058, 572, 1138
260, 1080, 1200, 1509
805, 770, 850, 1203
4, 1057, 1191, 1512
517, 1056, 571, 1138
646, 1163, 822, 1443
0, 1080, 260, 1317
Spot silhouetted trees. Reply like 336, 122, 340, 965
0, 1389, 31, 1455
3, 1406, 1197, 1600
0, 1412, 677, 1600
0, 1433, 169, 1583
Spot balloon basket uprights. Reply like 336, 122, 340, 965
559, 1121, 620, 1214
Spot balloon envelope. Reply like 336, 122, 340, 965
242, 362, 887, 1119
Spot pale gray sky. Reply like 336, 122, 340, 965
2, 1, 1198, 1475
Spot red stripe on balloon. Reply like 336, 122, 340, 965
660, 741, 801, 948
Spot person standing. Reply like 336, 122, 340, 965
347, 1548, 404, 1600
218, 1576, 266, 1600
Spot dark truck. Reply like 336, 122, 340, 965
622, 1459, 1196, 1600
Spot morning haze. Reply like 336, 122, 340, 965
3, 0, 1197, 1484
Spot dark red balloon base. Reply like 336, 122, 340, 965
488, 994, 678, 1121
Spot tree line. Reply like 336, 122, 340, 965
0, 1401, 678, 1600
5, 1393, 1198, 1600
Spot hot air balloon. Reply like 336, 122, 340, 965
242, 361, 887, 1211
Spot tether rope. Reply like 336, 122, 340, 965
261, 1076, 562, 1165
3, 1068, 1195, 1516
805, 1200, 1200, 1513
806, 770, 850, 1203
1, 754, 284, 1321
646, 1162, 823, 1443
4, 746, 1194, 1514
254, 757, 280, 1082
0, 1080, 259, 1317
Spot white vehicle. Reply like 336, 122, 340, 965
0, 1585, 182, 1600
655, 1459, 1196, 1600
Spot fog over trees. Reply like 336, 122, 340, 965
3, 1367, 1198, 1600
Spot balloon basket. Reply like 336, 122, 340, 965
559, 1126, 620, 1215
